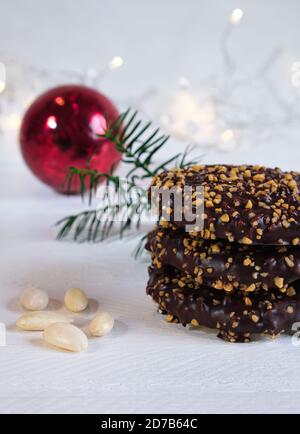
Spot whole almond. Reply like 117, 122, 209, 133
16, 311, 72, 331
64, 287, 88, 312
20, 287, 49, 311
43, 323, 88, 352
89, 311, 114, 337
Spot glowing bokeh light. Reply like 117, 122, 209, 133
230, 8, 244, 24
109, 56, 124, 70
46, 115, 58, 129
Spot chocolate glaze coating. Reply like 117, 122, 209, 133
150, 165, 300, 246
147, 265, 300, 342
147, 226, 300, 293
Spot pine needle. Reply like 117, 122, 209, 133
56, 108, 199, 245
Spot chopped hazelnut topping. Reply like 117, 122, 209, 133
274, 276, 284, 289
284, 256, 295, 268
243, 257, 252, 266
287, 287, 296, 297
241, 237, 253, 245
191, 319, 199, 326
220, 214, 230, 223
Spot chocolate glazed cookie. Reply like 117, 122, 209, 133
150, 165, 300, 246
147, 226, 300, 293
147, 266, 300, 342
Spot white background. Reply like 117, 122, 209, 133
1, 0, 300, 414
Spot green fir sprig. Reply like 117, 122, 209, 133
56, 108, 199, 245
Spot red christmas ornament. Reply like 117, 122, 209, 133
20, 85, 121, 193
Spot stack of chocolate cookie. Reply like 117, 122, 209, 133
146, 165, 300, 342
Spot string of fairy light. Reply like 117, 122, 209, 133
0, 54, 124, 131
1, 8, 300, 151
137, 8, 300, 151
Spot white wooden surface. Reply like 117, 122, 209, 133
1, 149, 300, 415
1, 0, 300, 414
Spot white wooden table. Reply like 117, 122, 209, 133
1, 0, 300, 414
1, 146, 300, 414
